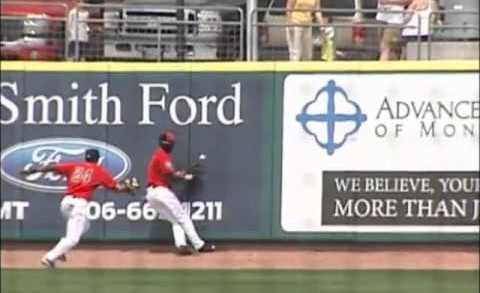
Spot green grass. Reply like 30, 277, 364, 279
1, 269, 478, 293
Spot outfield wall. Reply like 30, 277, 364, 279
1, 61, 479, 242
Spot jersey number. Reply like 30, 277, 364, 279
71, 167, 94, 184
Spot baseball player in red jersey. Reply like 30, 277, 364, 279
145, 131, 215, 254
21, 148, 138, 268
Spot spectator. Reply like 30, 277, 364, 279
402, 0, 438, 41
407, 0, 430, 11
286, 0, 325, 61
376, 0, 412, 60
67, 1, 89, 61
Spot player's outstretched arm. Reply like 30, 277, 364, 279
161, 156, 193, 181
19, 164, 56, 176
165, 160, 194, 182
172, 170, 194, 181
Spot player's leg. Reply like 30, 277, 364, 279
172, 223, 187, 247
54, 197, 89, 263
147, 189, 192, 254
43, 212, 87, 265
146, 187, 204, 247
147, 187, 212, 251
60, 197, 74, 219
52, 196, 74, 263
42, 198, 89, 267
160, 198, 205, 250
152, 201, 187, 247
164, 190, 215, 252
40, 196, 72, 267
171, 223, 194, 255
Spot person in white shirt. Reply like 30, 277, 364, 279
402, 0, 437, 40
67, 4, 89, 61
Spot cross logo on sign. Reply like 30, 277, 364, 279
296, 80, 367, 155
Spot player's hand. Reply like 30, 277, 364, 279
174, 170, 186, 177
174, 170, 195, 181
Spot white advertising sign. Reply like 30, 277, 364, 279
281, 73, 480, 233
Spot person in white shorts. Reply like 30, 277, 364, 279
376, 0, 412, 60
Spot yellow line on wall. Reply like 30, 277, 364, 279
1, 60, 478, 72
274, 60, 479, 72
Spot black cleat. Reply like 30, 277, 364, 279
198, 243, 216, 253
176, 245, 194, 256
57, 254, 67, 262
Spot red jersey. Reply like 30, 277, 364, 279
54, 162, 117, 200
147, 148, 174, 187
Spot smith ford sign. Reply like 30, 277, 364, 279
0, 81, 244, 126
1, 67, 269, 242
0, 138, 131, 193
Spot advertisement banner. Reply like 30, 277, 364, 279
281, 73, 479, 233
1, 69, 273, 240
2, 61, 478, 242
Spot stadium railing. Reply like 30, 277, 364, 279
1, 2, 478, 62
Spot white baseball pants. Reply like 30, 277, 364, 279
44, 196, 90, 261
146, 186, 205, 250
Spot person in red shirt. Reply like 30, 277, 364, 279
21, 148, 137, 268
145, 131, 215, 254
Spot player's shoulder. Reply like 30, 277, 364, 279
93, 164, 114, 178
86, 162, 105, 171
55, 161, 77, 168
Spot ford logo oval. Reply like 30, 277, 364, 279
0, 138, 131, 193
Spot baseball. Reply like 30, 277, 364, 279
199, 154, 206, 160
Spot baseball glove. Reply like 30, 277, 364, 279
123, 177, 140, 192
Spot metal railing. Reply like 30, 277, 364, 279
66, 17, 243, 61
247, 8, 479, 60
249, 7, 437, 61
0, 1, 478, 62
0, 14, 67, 61
427, 10, 479, 60
76, 3, 244, 61
0, 2, 244, 62
0, 1, 68, 60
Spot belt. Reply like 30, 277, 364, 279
66, 194, 87, 200
147, 184, 169, 189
